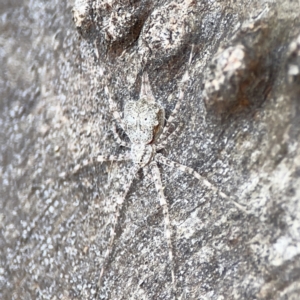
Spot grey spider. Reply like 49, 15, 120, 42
64, 71, 231, 298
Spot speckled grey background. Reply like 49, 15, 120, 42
1, 0, 300, 299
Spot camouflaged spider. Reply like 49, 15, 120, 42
68, 71, 229, 297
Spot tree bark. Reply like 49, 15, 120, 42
1, 0, 300, 299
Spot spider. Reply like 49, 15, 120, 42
63, 71, 230, 298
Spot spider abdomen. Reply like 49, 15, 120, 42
131, 143, 155, 167
130, 144, 156, 168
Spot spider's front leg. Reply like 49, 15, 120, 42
105, 86, 126, 130
157, 122, 184, 151
105, 86, 131, 149
111, 122, 131, 148
157, 70, 189, 145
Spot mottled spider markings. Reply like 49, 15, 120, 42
62, 71, 232, 298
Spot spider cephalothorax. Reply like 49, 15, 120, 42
124, 95, 165, 166
124, 98, 165, 145
123, 73, 165, 167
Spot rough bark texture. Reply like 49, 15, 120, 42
1, 0, 300, 299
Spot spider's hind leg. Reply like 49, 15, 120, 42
96, 164, 140, 293
155, 154, 248, 213
150, 161, 177, 299
155, 153, 229, 199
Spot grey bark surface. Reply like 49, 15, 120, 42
1, 0, 300, 299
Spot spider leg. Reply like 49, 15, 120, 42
158, 71, 189, 144
59, 153, 131, 178
111, 122, 130, 148
97, 164, 140, 292
157, 89, 183, 143
92, 153, 131, 163
105, 86, 126, 130
142, 165, 152, 185
150, 161, 177, 298
157, 122, 184, 151
155, 153, 229, 199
